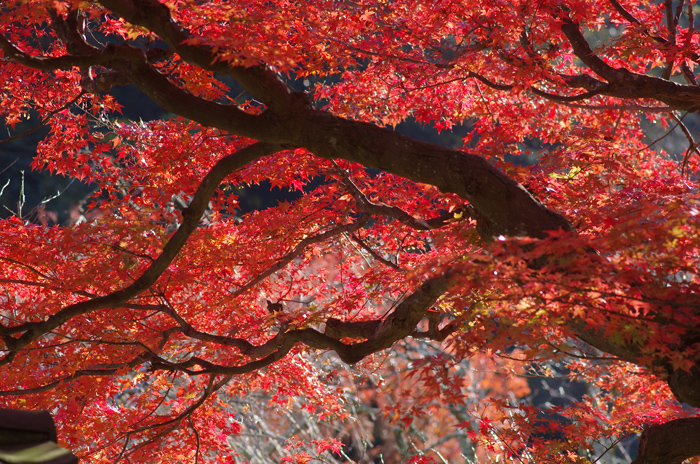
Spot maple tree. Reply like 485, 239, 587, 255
1, 0, 700, 462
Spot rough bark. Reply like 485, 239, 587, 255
293, 110, 574, 239
631, 417, 700, 464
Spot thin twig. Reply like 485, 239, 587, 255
349, 233, 403, 271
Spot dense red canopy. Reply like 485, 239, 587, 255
1, 0, 699, 462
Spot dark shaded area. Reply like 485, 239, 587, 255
0, 85, 165, 223
109, 85, 166, 122
395, 119, 470, 148
0, 120, 91, 223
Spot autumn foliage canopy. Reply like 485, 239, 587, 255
1, 0, 700, 462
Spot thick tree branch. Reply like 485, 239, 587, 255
118, 57, 572, 238
325, 318, 381, 340
334, 276, 451, 363
105, 46, 285, 141
412, 309, 460, 342
558, 12, 700, 111
153, 275, 451, 370
631, 417, 700, 464
293, 110, 573, 239
1, 3, 576, 241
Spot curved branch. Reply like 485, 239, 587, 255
332, 275, 451, 364
112, 374, 231, 461
558, 12, 700, 111
1, 31, 282, 141
148, 328, 349, 374
558, 102, 672, 112
0, 91, 85, 144
530, 85, 609, 102
0, 356, 146, 396
669, 112, 700, 173
0, 142, 282, 354
465, 71, 514, 91
6, 3, 571, 241
332, 163, 434, 230
152, 276, 452, 370
105, 45, 284, 141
